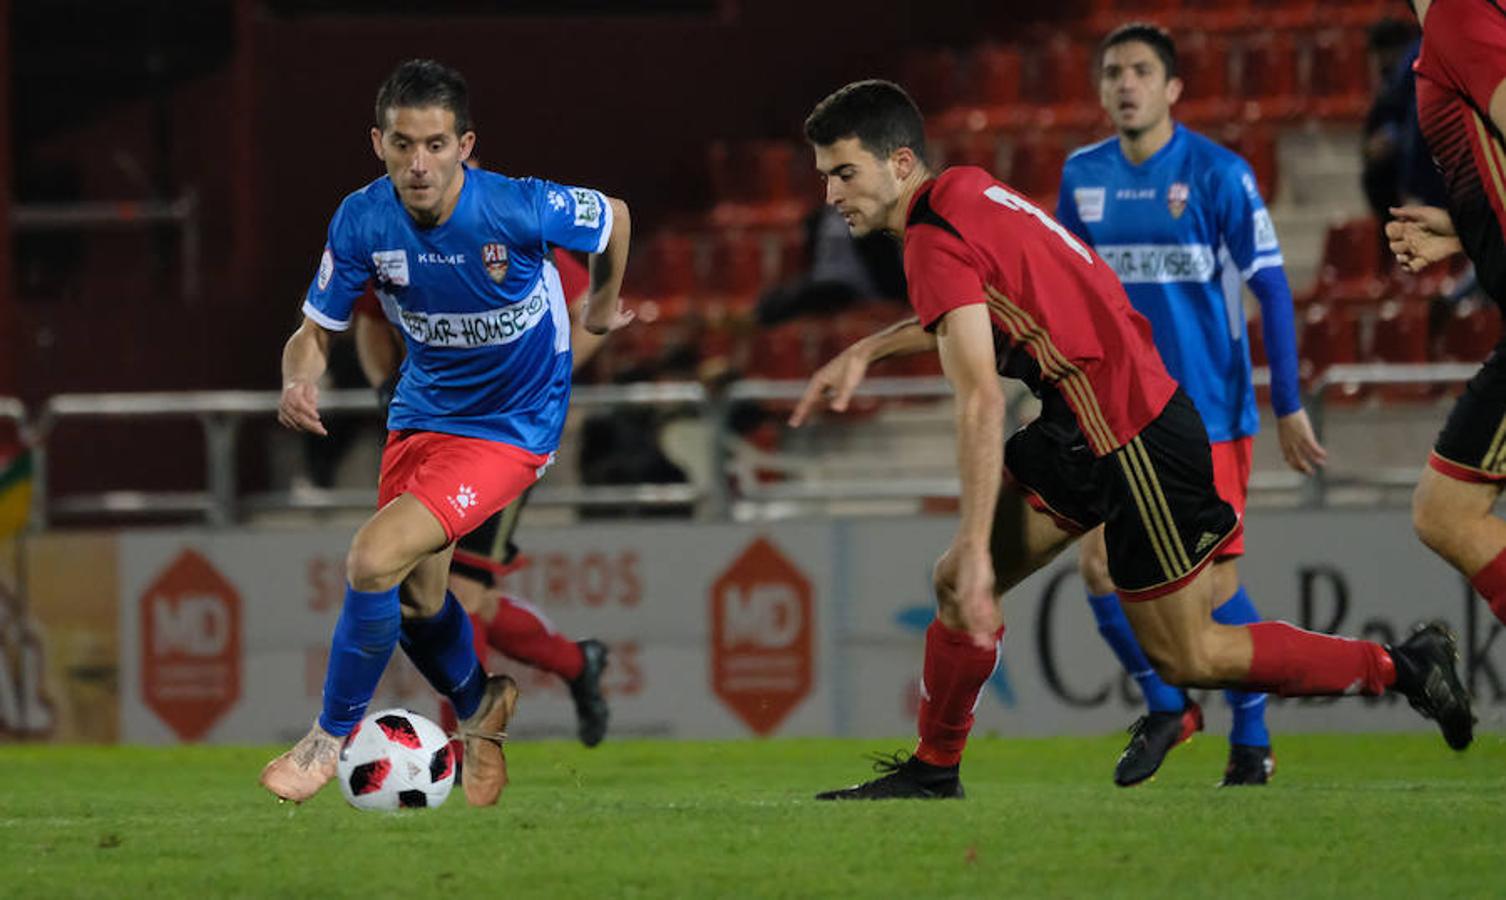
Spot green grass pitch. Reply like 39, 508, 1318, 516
1, 734, 1502, 898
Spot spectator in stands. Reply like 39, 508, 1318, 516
1363, 18, 1446, 221
755, 205, 906, 325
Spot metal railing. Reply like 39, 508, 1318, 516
1303, 362, 1481, 505
2, 361, 1488, 528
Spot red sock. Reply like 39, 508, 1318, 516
913, 620, 1004, 768
485, 596, 585, 681
1245, 621, 1395, 696
1469, 546, 1506, 626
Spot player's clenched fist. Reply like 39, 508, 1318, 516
278, 381, 328, 436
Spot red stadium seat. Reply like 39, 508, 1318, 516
1030, 36, 1102, 130
1216, 125, 1279, 202
1439, 299, 1503, 364
705, 230, 768, 298
942, 130, 1003, 175
901, 48, 964, 115
1175, 32, 1236, 127
1299, 302, 1363, 401
1308, 217, 1388, 306
631, 231, 698, 298
747, 320, 825, 381
1310, 28, 1371, 120
1236, 32, 1304, 121
1005, 132, 1068, 206
1187, 0, 1253, 32
1371, 298, 1434, 401
972, 44, 1024, 109
706, 141, 812, 228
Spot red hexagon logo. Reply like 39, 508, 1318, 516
709, 537, 813, 735
140, 549, 241, 741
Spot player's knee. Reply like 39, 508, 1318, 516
345, 536, 399, 592
1411, 482, 1456, 553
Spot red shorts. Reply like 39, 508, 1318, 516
1209, 437, 1252, 559
378, 430, 554, 543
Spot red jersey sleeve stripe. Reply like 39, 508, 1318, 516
983, 287, 1123, 454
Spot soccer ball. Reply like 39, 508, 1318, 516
337, 708, 455, 811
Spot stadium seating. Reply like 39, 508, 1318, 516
1439, 300, 1503, 364
1175, 32, 1236, 127
1309, 28, 1372, 120
1005, 131, 1068, 205
1299, 302, 1364, 402
1236, 32, 1304, 121
1305, 217, 1388, 306
1370, 298, 1435, 401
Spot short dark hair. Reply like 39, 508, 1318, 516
804, 79, 928, 165
1097, 22, 1178, 81
374, 59, 472, 135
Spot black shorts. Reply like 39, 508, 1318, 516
1431, 339, 1506, 483
450, 486, 532, 587
1004, 389, 1241, 600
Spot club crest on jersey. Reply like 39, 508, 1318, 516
482, 243, 509, 284
1167, 182, 1190, 219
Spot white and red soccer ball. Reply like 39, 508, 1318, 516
337, 708, 455, 811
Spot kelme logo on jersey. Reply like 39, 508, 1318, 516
1167, 182, 1190, 219
482, 243, 509, 284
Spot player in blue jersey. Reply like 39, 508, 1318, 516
260, 59, 631, 805
1056, 24, 1327, 787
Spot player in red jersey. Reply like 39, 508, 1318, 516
1387, 0, 1506, 634
355, 248, 621, 749
792, 80, 1473, 799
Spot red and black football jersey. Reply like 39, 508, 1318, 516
903, 166, 1179, 455
1414, 0, 1506, 302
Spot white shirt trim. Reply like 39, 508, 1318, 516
301, 299, 351, 332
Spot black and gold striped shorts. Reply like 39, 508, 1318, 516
1431, 338, 1506, 484
1004, 388, 1240, 601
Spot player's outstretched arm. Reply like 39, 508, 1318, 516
1386, 205, 1463, 272
788, 316, 936, 427
935, 303, 1005, 647
279, 316, 334, 436
583, 197, 632, 336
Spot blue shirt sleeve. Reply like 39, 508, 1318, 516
301, 197, 372, 331
1212, 157, 1283, 280
1212, 156, 1301, 416
534, 180, 613, 255
1247, 266, 1302, 417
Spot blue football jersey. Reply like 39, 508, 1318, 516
302, 169, 613, 454
1056, 125, 1282, 443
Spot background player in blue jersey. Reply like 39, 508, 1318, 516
260, 59, 631, 805
1056, 24, 1327, 787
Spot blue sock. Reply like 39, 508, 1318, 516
1087, 592, 1185, 714
318, 584, 402, 736
399, 592, 487, 721
1213, 586, 1270, 748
